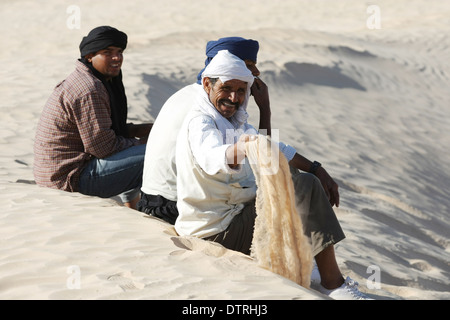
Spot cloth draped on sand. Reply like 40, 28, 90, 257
246, 135, 313, 288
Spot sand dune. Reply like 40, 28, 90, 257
1, 0, 449, 300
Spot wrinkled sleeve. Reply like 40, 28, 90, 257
73, 91, 138, 158
277, 141, 297, 162
188, 115, 240, 175
244, 123, 297, 162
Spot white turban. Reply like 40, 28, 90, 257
202, 49, 254, 91
200, 50, 254, 129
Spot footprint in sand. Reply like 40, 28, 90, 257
170, 236, 251, 260
106, 271, 145, 291
170, 236, 228, 257
409, 259, 433, 272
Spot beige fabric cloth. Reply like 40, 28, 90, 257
246, 135, 313, 288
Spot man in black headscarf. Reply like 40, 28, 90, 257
34, 26, 152, 209
79, 26, 130, 138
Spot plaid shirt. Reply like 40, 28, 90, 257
33, 60, 139, 192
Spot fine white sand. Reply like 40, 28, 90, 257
1, 0, 449, 300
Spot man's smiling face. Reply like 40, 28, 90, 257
87, 46, 124, 80
204, 78, 248, 119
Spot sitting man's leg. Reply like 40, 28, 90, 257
204, 201, 257, 255
78, 144, 146, 209
290, 167, 346, 289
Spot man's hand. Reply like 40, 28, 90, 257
226, 134, 258, 169
251, 77, 271, 135
127, 123, 153, 143
288, 154, 340, 207
315, 166, 340, 207
251, 77, 270, 110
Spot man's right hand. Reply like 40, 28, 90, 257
226, 134, 258, 169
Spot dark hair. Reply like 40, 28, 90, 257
207, 77, 219, 86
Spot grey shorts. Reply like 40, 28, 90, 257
205, 169, 345, 257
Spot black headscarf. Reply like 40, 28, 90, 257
79, 26, 127, 58
79, 26, 129, 138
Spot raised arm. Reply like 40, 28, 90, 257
251, 77, 271, 136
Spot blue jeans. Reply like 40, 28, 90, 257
78, 144, 145, 203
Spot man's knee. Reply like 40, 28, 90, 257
292, 171, 321, 192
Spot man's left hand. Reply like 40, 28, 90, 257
315, 166, 340, 207
251, 77, 270, 113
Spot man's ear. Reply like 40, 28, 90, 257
203, 77, 212, 94
85, 53, 94, 63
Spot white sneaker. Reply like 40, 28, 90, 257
319, 276, 373, 300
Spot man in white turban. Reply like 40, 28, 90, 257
175, 50, 371, 300
176, 50, 294, 242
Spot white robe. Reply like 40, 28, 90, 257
141, 83, 202, 201
175, 50, 296, 238
175, 107, 258, 238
